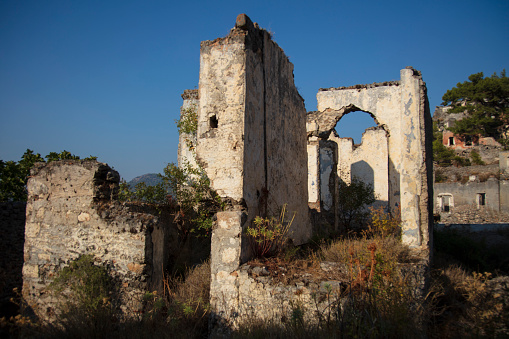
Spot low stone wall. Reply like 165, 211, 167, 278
438, 205, 509, 224
210, 256, 429, 336
0, 202, 26, 317
22, 161, 178, 321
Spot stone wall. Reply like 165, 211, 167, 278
209, 256, 428, 335
22, 160, 177, 320
201, 14, 311, 333
0, 202, 26, 317
435, 179, 509, 222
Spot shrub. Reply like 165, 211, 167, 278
245, 204, 295, 258
119, 161, 223, 236
470, 149, 485, 165
49, 255, 113, 314
367, 205, 401, 238
452, 155, 471, 167
337, 178, 376, 232
434, 168, 447, 183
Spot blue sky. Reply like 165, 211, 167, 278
1, 0, 508, 180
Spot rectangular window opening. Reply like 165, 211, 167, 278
449, 137, 455, 146
477, 193, 486, 207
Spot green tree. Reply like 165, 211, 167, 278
442, 70, 509, 138
45, 150, 97, 162
0, 149, 44, 201
337, 178, 376, 231
0, 149, 97, 202
432, 121, 456, 166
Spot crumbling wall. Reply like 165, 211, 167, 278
336, 128, 389, 207
308, 68, 433, 252
22, 161, 176, 321
208, 257, 429, 332
197, 15, 310, 245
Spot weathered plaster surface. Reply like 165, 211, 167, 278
197, 35, 247, 201
337, 128, 389, 205
197, 15, 310, 244
308, 68, 433, 251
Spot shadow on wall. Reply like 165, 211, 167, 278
389, 158, 401, 211
351, 160, 388, 210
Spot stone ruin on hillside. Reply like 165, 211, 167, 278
180, 14, 433, 332
21, 13, 433, 333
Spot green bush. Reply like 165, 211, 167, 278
470, 150, 485, 165
50, 255, 112, 313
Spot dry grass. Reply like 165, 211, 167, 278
317, 234, 412, 264
428, 266, 509, 338
1, 261, 212, 339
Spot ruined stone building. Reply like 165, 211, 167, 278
433, 106, 502, 152
433, 107, 509, 222
18, 14, 433, 328
181, 14, 433, 330
434, 152, 509, 224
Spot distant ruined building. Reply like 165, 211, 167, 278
433, 105, 502, 153
432, 106, 509, 222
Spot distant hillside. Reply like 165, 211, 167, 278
127, 173, 163, 189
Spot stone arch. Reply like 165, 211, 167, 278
331, 107, 391, 212
307, 67, 433, 251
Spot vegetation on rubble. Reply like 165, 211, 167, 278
245, 204, 296, 258
1, 259, 211, 339
442, 70, 509, 139
3, 210, 508, 337
0, 149, 97, 202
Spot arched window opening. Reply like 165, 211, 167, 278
335, 111, 378, 145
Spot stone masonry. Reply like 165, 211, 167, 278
22, 160, 176, 320
196, 15, 310, 246
198, 14, 312, 333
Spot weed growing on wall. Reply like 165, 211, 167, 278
176, 104, 198, 150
